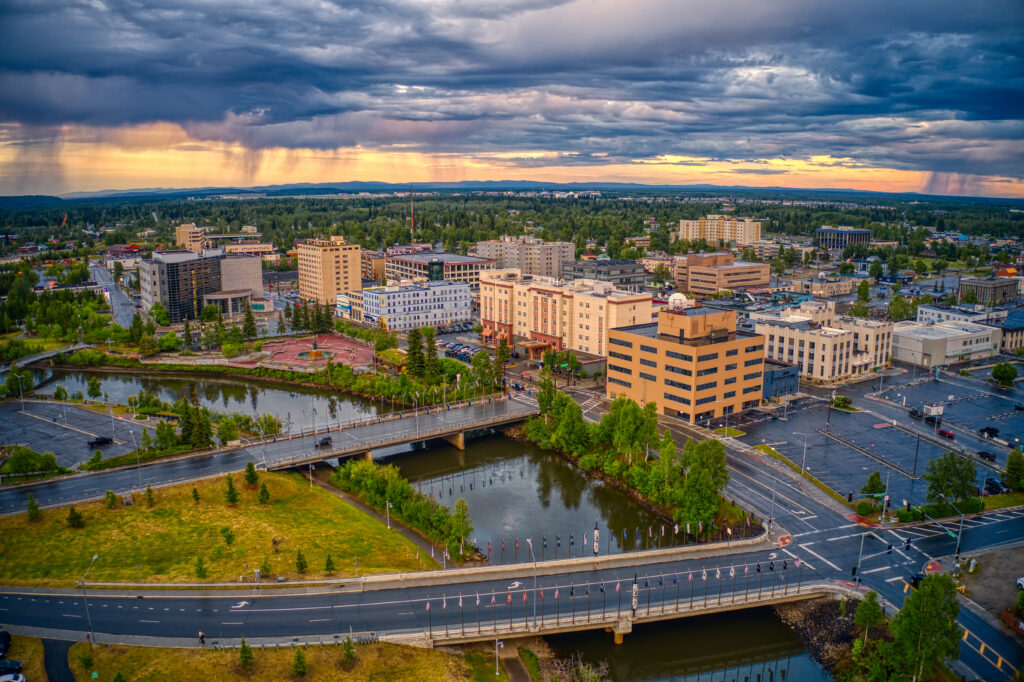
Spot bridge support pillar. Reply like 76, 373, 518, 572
363, 451, 373, 462
442, 431, 466, 450
613, 618, 632, 645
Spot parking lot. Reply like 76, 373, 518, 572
0, 401, 153, 469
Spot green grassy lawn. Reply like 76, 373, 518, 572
0, 471, 436, 586
713, 426, 746, 437
980, 490, 1024, 511
69, 640, 470, 682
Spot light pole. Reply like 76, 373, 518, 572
794, 432, 809, 476
527, 538, 538, 628
937, 494, 965, 564
15, 373, 25, 412
494, 638, 503, 676
130, 430, 141, 489
386, 500, 393, 530
826, 389, 835, 432
81, 554, 99, 647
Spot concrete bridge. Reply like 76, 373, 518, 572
267, 396, 539, 471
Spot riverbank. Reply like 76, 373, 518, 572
774, 597, 859, 676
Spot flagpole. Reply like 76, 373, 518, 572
717, 570, 724, 606
675, 575, 680, 610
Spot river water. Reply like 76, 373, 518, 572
32, 370, 829, 678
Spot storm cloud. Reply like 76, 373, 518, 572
0, 0, 1021, 180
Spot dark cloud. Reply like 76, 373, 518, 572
0, 0, 1022, 179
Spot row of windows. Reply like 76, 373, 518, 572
666, 350, 692, 361
695, 395, 715, 405
665, 393, 690, 405
640, 371, 656, 381
666, 365, 692, 376
640, 344, 657, 354
696, 381, 717, 391
609, 350, 632, 362
743, 385, 761, 394
609, 337, 633, 348
696, 367, 717, 377
608, 364, 632, 376
698, 352, 718, 362
640, 358, 657, 368
745, 357, 763, 367
665, 378, 691, 390
608, 377, 631, 388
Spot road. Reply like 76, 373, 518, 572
0, 398, 536, 514
89, 265, 137, 329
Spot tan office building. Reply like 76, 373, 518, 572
174, 223, 204, 253
480, 269, 653, 357
605, 305, 765, 423
362, 251, 387, 281
784, 277, 857, 298
675, 215, 764, 246
224, 241, 278, 262
752, 301, 892, 381
475, 235, 575, 279
673, 252, 769, 295
297, 236, 361, 305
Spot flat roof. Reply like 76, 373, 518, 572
389, 253, 493, 265
564, 259, 643, 268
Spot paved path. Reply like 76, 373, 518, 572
42, 638, 74, 682
500, 643, 531, 682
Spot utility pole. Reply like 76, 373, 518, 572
81, 554, 99, 647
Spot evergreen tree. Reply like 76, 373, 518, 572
295, 550, 308, 573
324, 552, 335, 573
855, 590, 885, 644
291, 647, 308, 677
1005, 448, 1024, 490
238, 638, 254, 669
342, 637, 355, 666
66, 505, 85, 528
194, 556, 208, 579
422, 326, 439, 380
242, 302, 257, 339
224, 474, 240, 504
258, 481, 270, 505
129, 312, 143, 343
260, 555, 272, 577
182, 318, 192, 347
26, 493, 40, 521
244, 461, 259, 486
277, 312, 287, 334
191, 487, 200, 504
144, 482, 155, 507
406, 327, 424, 376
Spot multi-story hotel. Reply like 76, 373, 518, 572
297, 236, 362, 305
674, 215, 764, 246
480, 269, 653, 357
384, 253, 495, 290
673, 252, 770, 295
174, 223, 204, 253
475, 235, 575, 279
562, 259, 646, 293
751, 301, 892, 381
359, 281, 472, 332
604, 304, 765, 423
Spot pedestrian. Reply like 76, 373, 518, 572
198, 631, 205, 646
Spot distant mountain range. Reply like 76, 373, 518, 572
0, 180, 1021, 208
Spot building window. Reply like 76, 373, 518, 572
744, 371, 762, 380
609, 337, 633, 348
744, 357, 763, 367
726, 348, 738, 357
664, 378, 691, 390
695, 395, 715, 405
696, 367, 718, 376
666, 365, 692, 376
743, 385, 760, 394
696, 381, 717, 391
666, 350, 692, 361
608, 364, 632, 375
640, 344, 657, 354
609, 350, 632, 361
723, 391, 736, 399
725, 363, 737, 371
639, 358, 657, 368
664, 393, 691, 405
639, 372, 656, 382
608, 377, 632, 388
698, 352, 719, 362
724, 377, 736, 385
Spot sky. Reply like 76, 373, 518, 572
0, 0, 1022, 198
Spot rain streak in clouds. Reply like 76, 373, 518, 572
0, 0, 1022, 193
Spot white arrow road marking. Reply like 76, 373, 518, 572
231, 601, 250, 610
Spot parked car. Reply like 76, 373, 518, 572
0, 631, 9, 658
937, 428, 955, 439
0, 660, 22, 674
0, 673, 26, 682
908, 409, 923, 420
976, 451, 997, 462
1015, 403, 1024, 411
87, 436, 112, 448
1017, 576, 1024, 590
985, 478, 1010, 495
315, 436, 332, 449
979, 426, 999, 438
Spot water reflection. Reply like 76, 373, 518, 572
545, 608, 831, 682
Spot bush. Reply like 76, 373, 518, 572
67, 506, 85, 528
856, 501, 875, 516
896, 508, 922, 522
221, 342, 241, 358
26, 493, 41, 521
296, 550, 308, 573
292, 648, 308, 677
238, 638, 253, 669
105, 490, 117, 509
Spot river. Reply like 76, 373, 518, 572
31, 369, 829, 678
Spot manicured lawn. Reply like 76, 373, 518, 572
980, 490, 1024, 511
0, 471, 436, 586
69, 640, 469, 681
713, 427, 746, 437
9, 635, 47, 682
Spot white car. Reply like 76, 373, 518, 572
0, 674, 26, 682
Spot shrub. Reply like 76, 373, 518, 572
224, 474, 240, 504
105, 490, 117, 509
144, 483, 155, 507
296, 550, 308, 574
66, 506, 85, 528
221, 342, 241, 358
342, 637, 355, 667
195, 556, 208, 579
244, 461, 258, 486
856, 501, 875, 517
26, 493, 41, 521
258, 482, 270, 505
239, 638, 253, 669
291, 648, 308, 677
220, 526, 235, 546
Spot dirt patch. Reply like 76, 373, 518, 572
774, 597, 860, 673
962, 547, 1024, 622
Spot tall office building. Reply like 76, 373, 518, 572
139, 250, 264, 323
475, 235, 575, 278
561, 259, 646, 292
297, 236, 362, 305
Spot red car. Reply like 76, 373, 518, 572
937, 428, 955, 439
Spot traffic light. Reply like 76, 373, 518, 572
904, 538, 911, 551
851, 566, 857, 577
905, 501, 911, 512
848, 492, 854, 503
885, 496, 891, 509
887, 544, 893, 554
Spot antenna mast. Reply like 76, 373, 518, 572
410, 184, 415, 243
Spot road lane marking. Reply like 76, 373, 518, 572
221, 622, 244, 625
797, 543, 840, 571
863, 566, 890, 574
308, 618, 330, 623
140, 619, 160, 623
61, 613, 82, 618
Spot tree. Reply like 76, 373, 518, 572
296, 550, 308, 573
194, 556, 207, 579
260, 556, 272, 577
992, 362, 1017, 387
87, 376, 102, 400
137, 333, 159, 357
157, 331, 182, 353
838, 262, 855, 275
652, 262, 671, 285
422, 326, 440, 380
258, 481, 270, 505
242, 302, 257, 339
890, 574, 960, 680
855, 590, 885, 644
277, 312, 287, 334
868, 260, 883, 279
129, 312, 144, 343
217, 416, 239, 445
113, 260, 124, 280
3, 362, 33, 399
238, 638, 254, 669
66, 505, 85, 528
244, 461, 259, 487
922, 451, 977, 503
324, 552, 335, 573
191, 487, 200, 504
224, 474, 240, 504
450, 498, 473, 552
26, 493, 40, 521
857, 280, 870, 302
406, 327, 424, 376
680, 439, 729, 535
1004, 448, 1024, 490
144, 482, 155, 507
220, 526, 235, 545
848, 302, 870, 318
182, 318, 192, 347
149, 301, 170, 326
200, 303, 220, 322
291, 647, 308, 677
962, 288, 978, 305
342, 637, 356, 666
861, 471, 886, 495
54, 384, 68, 401
471, 350, 494, 388
495, 335, 511, 381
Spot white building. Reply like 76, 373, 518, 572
892, 320, 1003, 367
360, 281, 472, 331
915, 304, 1008, 326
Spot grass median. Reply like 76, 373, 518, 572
69, 640, 475, 682
0, 471, 436, 586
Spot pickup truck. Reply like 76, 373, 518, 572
87, 436, 112, 448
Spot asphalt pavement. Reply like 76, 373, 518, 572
89, 265, 137, 329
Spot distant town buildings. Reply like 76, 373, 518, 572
361, 250, 387, 282
604, 304, 765, 423
958, 277, 1020, 305
297, 236, 362, 305
783, 276, 857, 299
674, 215, 764, 246
475, 235, 574, 279
480, 269, 653, 357
673, 252, 770, 296
892, 320, 1002, 367
562, 259, 646, 293
752, 300, 892, 381
357, 281, 472, 332
915, 304, 1008, 326
384, 252, 495, 290
813, 226, 872, 250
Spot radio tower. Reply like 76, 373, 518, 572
409, 184, 415, 244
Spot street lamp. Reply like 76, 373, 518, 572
793, 432, 809, 476
937, 494, 965, 564
129, 430, 141, 489
15, 372, 25, 412
527, 538, 538, 628
494, 639, 504, 676
81, 554, 99, 647
386, 500, 393, 530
